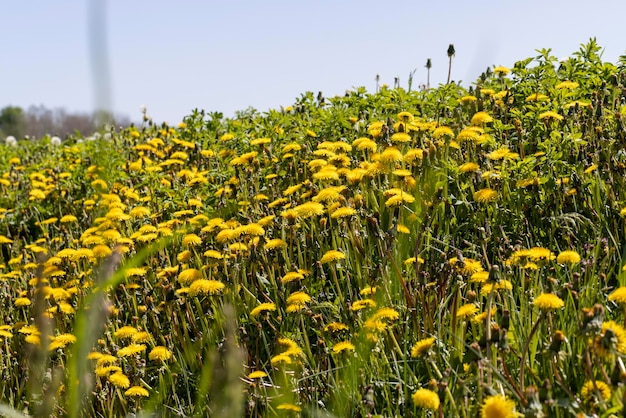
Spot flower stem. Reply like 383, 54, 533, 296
519, 311, 545, 390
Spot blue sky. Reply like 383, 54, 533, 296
1, 1, 624, 124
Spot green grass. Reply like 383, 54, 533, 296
0, 38, 626, 417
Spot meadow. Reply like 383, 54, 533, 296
1, 39, 626, 417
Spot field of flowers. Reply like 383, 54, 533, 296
1, 39, 626, 417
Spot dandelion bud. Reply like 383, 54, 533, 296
549, 330, 566, 353
447, 44, 455, 58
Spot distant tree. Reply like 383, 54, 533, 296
0, 106, 26, 140
18, 105, 132, 139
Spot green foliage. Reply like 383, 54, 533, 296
0, 106, 25, 140
0, 39, 625, 417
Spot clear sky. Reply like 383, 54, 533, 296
1, 1, 624, 124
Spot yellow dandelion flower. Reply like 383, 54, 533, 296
403, 258, 424, 267
391, 132, 411, 143
534, 293, 565, 311
457, 128, 480, 142
367, 121, 384, 138
241, 223, 265, 236
565, 100, 591, 109
403, 148, 424, 164
371, 307, 400, 321
247, 370, 267, 379
608, 287, 626, 304
525, 93, 549, 102
182, 233, 202, 247
456, 304, 479, 319
528, 247, 555, 263
584, 164, 597, 174
286, 304, 305, 313
48, 333, 77, 351
411, 337, 435, 358
59, 215, 77, 223
330, 207, 357, 219
538, 111, 563, 122
293, 202, 325, 218
277, 404, 301, 412
354, 138, 378, 152
412, 388, 440, 410
264, 239, 287, 250
363, 318, 387, 333
270, 353, 293, 366
124, 386, 149, 397
0, 327, 12, 339
250, 302, 277, 317
460, 95, 477, 104
459, 162, 480, 173
581, 380, 611, 403
385, 193, 415, 207
96, 354, 117, 367
594, 321, 626, 357
450, 257, 484, 275
471, 111, 493, 126
392, 169, 412, 178
324, 322, 349, 332
258, 215, 275, 227
188, 279, 225, 296
432, 126, 454, 139
472, 308, 497, 325
397, 224, 410, 234
283, 183, 303, 196
312, 186, 344, 202
117, 344, 146, 357
313, 167, 339, 181
474, 188, 498, 203
493, 66, 510, 76
332, 341, 355, 354
125, 267, 147, 279
178, 268, 202, 285
487, 147, 512, 161
148, 346, 173, 361
480, 280, 513, 296
378, 147, 404, 163
25, 334, 41, 345
92, 245, 112, 258
481, 394, 518, 418
114, 326, 138, 339
228, 242, 248, 252
470, 271, 490, 283
397, 111, 414, 122
556, 81, 578, 90
281, 271, 304, 284
108, 372, 130, 389
204, 249, 224, 259
286, 291, 311, 306
129, 206, 151, 218
351, 299, 377, 311
15, 297, 31, 307
95, 365, 122, 377
556, 250, 580, 264
131, 331, 152, 343
320, 250, 345, 264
